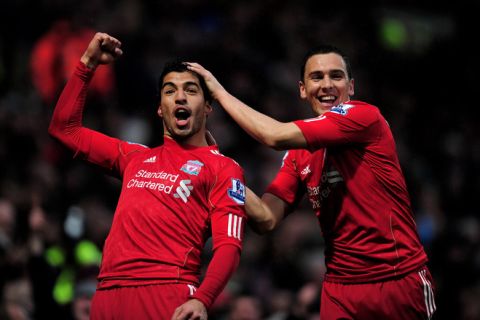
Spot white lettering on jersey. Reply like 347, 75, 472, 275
174, 180, 193, 203
227, 213, 243, 240
135, 170, 178, 182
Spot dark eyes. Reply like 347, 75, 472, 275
330, 72, 344, 80
163, 87, 198, 94
310, 72, 345, 81
185, 87, 198, 94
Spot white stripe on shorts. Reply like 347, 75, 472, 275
187, 284, 197, 296
418, 269, 436, 319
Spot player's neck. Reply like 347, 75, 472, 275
165, 131, 208, 147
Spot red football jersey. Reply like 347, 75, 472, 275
50, 63, 247, 290
267, 101, 427, 283
91, 136, 246, 289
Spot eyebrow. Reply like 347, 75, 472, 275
161, 81, 201, 89
308, 69, 346, 77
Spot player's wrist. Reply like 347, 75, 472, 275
80, 55, 99, 70
213, 87, 230, 103
190, 294, 211, 310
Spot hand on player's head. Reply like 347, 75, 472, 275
185, 62, 225, 100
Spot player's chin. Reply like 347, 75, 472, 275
319, 100, 337, 109
171, 127, 193, 139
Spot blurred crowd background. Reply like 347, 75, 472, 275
1, 0, 479, 319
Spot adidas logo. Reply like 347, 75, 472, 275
143, 156, 157, 163
301, 165, 311, 176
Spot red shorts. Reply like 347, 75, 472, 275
90, 283, 198, 319
320, 267, 436, 320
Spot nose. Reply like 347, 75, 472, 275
322, 76, 333, 89
175, 89, 187, 103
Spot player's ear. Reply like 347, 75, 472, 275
299, 80, 307, 99
205, 102, 212, 116
157, 105, 163, 118
348, 78, 355, 96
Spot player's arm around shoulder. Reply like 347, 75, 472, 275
186, 62, 307, 151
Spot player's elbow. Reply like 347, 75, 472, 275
261, 124, 299, 151
265, 138, 293, 151
248, 217, 279, 235
263, 137, 282, 150
262, 132, 289, 151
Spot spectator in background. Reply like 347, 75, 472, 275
70, 267, 98, 320
0, 277, 33, 320
227, 295, 263, 320
30, 20, 115, 104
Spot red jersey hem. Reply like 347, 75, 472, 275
324, 260, 428, 284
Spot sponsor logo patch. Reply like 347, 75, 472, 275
174, 180, 193, 203
181, 160, 204, 176
228, 179, 246, 205
330, 103, 354, 116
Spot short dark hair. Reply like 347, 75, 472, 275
300, 45, 353, 81
158, 60, 212, 103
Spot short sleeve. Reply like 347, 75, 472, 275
266, 151, 304, 207
294, 101, 381, 150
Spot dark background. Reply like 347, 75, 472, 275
0, 1, 478, 319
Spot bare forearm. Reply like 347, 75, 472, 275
215, 90, 287, 148
246, 188, 286, 234
187, 62, 307, 150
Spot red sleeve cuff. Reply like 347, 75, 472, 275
76, 61, 96, 81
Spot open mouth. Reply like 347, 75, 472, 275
318, 95, 337, 105
174, 107, 192, 127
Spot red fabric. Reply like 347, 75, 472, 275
91, 283, 192, 319
49, 62, 246, 296
48, 62, 132, 170
31, 21, 114, 103
268, 101, 427, 283
320, 266, 436, 320
192, 244, 240, 309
